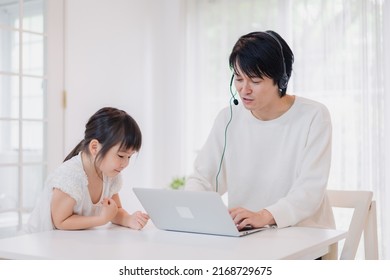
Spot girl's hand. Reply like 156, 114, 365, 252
128, 211, 149, 230
229, 207, 275, 230
100, 198, 119, 223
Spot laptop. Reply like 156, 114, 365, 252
133, 187, 273, 237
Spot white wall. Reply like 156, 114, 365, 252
64, 0, 186, 210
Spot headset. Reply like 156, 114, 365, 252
215, 31, 288, 193
228, 31, 288, 102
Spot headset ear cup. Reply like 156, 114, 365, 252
278, 73, 289, 91
265, 31, 289, 92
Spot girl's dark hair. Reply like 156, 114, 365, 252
64, 107, 142, 165
229, 30, 294, 97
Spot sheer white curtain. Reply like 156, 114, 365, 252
184, 0, 388, 259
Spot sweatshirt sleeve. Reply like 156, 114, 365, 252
185, 108, 229, 195
266, 105, 332, 228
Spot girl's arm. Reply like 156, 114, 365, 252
110, 193, 149, 230
51, 188, 117, 230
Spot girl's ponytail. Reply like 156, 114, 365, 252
63, 140, 84, 162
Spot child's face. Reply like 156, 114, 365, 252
98, 144, 136, 177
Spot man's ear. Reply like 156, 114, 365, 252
89, 139, 101, 156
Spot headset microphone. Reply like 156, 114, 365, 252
229, 74, 239, 105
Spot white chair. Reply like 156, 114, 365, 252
324, 190, 379, 260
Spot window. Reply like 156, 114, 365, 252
0, 0, 46, 233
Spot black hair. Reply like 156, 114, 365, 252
228, 30, 294, 97
64, 107, 142, 168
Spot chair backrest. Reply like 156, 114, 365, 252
326, 190, 378, 259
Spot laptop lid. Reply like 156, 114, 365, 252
133, 188, 267, 237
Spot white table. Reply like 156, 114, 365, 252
0, 223, 346, 260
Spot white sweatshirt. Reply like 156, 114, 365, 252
185, 96, 335, 229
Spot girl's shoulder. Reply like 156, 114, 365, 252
45, 154, 87, 204
50, 154, 85, 180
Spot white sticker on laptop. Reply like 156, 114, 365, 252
175, 206, 194, 219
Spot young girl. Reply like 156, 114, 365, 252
27, 107, 149, 233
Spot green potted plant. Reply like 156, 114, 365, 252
169, 176, 186, 190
